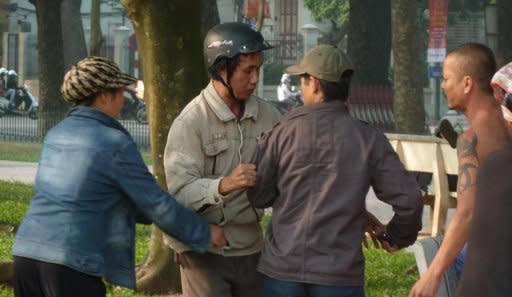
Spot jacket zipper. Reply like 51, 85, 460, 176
237, 121, 244, 164
238, 120, 261, 221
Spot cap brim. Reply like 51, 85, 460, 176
285, 64, 306, 76
342, 69, 354, 78
109, 72, 137, 88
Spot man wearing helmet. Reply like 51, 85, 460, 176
163, 22, 281, 297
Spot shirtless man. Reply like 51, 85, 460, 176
409, 43, 510, 297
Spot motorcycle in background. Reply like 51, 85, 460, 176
0, 84, 38, 119
268, 74, 303, 114
267, 92, 303, 114
121, 87, 147, 124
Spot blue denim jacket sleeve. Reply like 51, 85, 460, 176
112, 140, 210, 252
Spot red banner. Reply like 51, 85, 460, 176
427, 0, 449, 63
245, 0, 271, 19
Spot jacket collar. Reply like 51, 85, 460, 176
203, 81, 259, 122
284, 100, 349, 121
68, 107, 131, 136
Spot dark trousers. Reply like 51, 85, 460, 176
262, 275, 365, 297
177, 251, 262, 297
13, 256, 106, 297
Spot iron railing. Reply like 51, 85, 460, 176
0, 115, 151, 152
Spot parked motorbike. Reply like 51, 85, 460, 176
121, 88, 147, 124
0, 85, 38, 119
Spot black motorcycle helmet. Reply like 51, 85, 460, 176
204, 22, 273, 100
204, 22, 273, 69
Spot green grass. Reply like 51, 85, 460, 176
365, 248, 418, 296
0, 142, 41, 162
0, 181, 419, 297
260, 215, 418, 297
0, 142, 152, 165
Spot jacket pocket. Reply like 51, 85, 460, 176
199, 204, 225, 225
203, 139, 229, 176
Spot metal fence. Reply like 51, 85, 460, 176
0, 115, 151, 152
1, 85, 398, 150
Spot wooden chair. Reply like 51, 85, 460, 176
386, 133, 458, 237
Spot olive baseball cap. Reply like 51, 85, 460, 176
285, 44, 353, 82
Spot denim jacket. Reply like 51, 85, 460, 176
12, 107, 210, 289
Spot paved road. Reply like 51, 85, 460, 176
0, 160, 37, 184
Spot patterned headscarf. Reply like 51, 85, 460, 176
61, 56, 136, 103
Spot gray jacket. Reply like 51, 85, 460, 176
164, 81, 281, 256
247, 101, 423, 286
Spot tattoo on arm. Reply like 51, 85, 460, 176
457, 135, 478, 193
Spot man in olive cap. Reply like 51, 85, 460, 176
247, 44, 423, 297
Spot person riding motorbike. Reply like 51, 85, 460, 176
277, 73, 299, 102
0, 68, 16, 107
270, 74, 303, 114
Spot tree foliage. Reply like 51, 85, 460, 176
303, 0, 349, 24
303, 0, 392, 85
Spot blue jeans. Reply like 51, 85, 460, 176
262, 275, 365, 297
455, 243, 467, 279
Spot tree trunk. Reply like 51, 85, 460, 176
120, 0, 212, 294
348, 0, 391, 85
496, 0, 512, 67
31, 0, 68, 139
255, 0, 265, 31
90, 0, 103, 56
200, 0, 220, 38
61, 0, 87, 70
391, 0, 425, 133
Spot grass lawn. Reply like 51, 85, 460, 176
0, 142, 41, 163
0, 142, 152, 165
0, 181, 419, 297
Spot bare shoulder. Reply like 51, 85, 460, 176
457, 128, 478, 160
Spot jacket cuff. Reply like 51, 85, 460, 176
208, 177, 228, 205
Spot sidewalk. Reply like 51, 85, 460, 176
0, 160, 38, 184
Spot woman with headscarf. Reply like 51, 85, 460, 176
11, 56, 226, 297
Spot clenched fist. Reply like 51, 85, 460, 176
219, 163, 257, 195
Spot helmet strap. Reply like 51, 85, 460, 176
214, 63, 240, 103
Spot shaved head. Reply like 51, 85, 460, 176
446, 43, 496, 94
